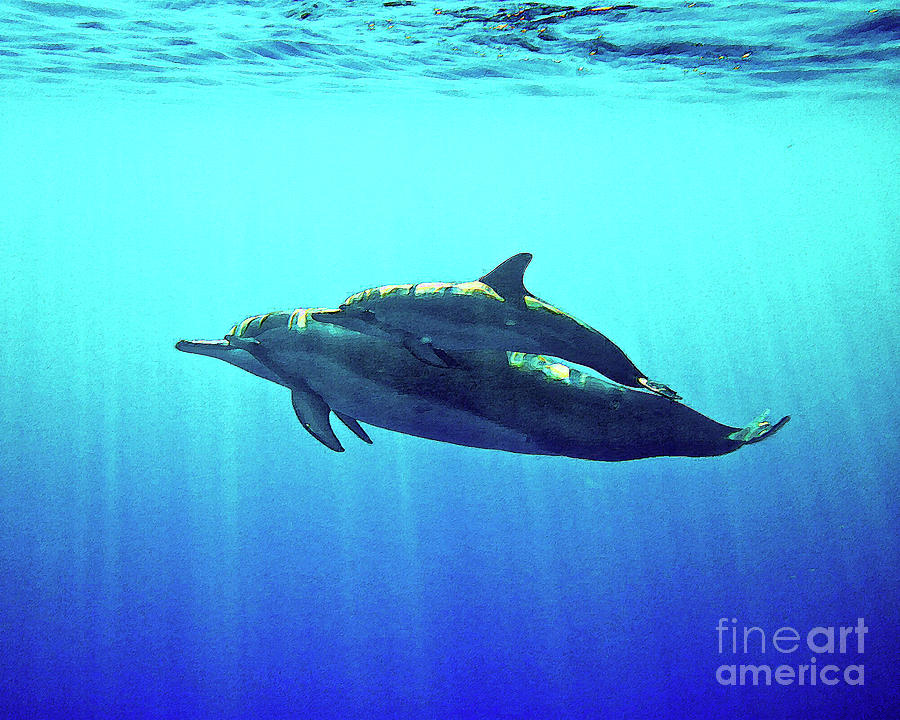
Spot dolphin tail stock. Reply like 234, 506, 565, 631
727, 409, 791, 445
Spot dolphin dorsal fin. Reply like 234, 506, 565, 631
479, 253, 533, 301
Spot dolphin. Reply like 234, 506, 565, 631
175, 308, 789, 461
309, 253, 681, 400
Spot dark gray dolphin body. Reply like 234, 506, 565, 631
176, 308, 789, 461
311, 253, 680, 399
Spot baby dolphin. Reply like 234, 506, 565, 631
311, 253, 680, 399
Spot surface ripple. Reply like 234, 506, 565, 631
2, 1, 897, 97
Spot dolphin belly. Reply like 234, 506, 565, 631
241, 325, 537, 452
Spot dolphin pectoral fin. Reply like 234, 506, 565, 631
291, 388, 344, 452
402, 337, 460, 369
334, 411, 373, 445
479, 253, 533, 301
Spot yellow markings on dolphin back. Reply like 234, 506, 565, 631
234, 313, 279, 337
378, 283, 413, 298
507, 351, 527, 368
523, 295, 595, 330
507, 352, 576, 384
523, 295, 567, 315
450, 281, 504, 301
288, 307, 341, 331
344, 288, 377, 305
288, 308, 306, 330
544, 363, 571, 381
344, 284, 413, 305
288, 308, 313, 331
237, 316, 257, 336
344, 280, 504, 305
414, 282, 452, 295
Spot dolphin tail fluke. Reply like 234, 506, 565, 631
334, 411, 373, 445
728, 410, 791, 445
639, 377, 682, 401
291, 388, 344, 452
742, 414, 791, 444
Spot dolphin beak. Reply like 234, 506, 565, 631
175, 339, 231, 357
175, 338, 287, 387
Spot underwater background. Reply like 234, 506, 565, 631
1, 1, 898, 718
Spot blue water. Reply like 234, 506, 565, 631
1, 2, 898, 718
